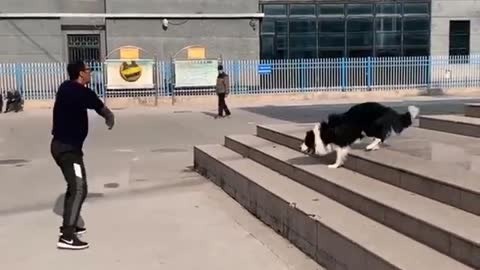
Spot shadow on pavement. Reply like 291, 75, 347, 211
237, 99, 477, 123
201, 111, 218, 118
52, 193, 104, 228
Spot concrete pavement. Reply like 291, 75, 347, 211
1, 106, 318, 270
0, 180, 320, 270
0, 96, 478, 269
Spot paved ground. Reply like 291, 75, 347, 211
0, 95, 479, 269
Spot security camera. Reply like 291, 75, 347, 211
249, 19, 256, 31
162, 18, 168, 30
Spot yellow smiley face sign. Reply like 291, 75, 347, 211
119, 61, 142, 82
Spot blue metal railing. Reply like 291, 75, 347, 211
1, 55, 480, 100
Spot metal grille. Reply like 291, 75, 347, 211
67, 34, 101, 63
3, 55, 480, 100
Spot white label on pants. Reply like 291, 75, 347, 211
73, 163, 83, 178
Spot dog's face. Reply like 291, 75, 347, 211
300, 123, 332, 156
301, 130, 316, 155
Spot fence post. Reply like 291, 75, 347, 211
234, 60, 240, 95
14, 63, 24, 98
367, 57, 372, 91
154, 60, 160, 106
102, 61, 108, 103
167, 62, 173, 97
99, 62, 105, 98
170, 59, 176, 105
427, 55, 432, 89
301, 59, 306, 92
341, 57, 347, 91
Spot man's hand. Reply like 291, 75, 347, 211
99, 106, 115, 130
106, 115, 114, 130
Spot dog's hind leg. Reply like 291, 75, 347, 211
328, 146, 350, 169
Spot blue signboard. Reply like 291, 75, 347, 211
258, 64, 272, 74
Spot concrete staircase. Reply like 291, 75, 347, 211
420, 103, 480, 137
466, 103, 480, 118
194, 106, 480, 270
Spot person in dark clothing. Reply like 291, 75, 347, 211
0, 92, 3, 113
4, 90, 23, 113
215, 65, 231, 119
51, 61, 114, 250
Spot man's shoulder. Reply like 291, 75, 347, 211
59, 79, 73, 88
56, 81, 86, 103
58, 80, 91, 95
56, 80, 66, 91
57, 80, 75, 93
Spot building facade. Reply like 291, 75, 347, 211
0, 0, 260, 62
260, 0, 431, 59
0, 0, 477, 62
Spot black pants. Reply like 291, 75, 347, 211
217, 93, 231, 116
51, 140, 88, 238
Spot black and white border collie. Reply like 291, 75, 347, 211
300, 102, 420, 169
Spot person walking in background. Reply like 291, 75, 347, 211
51, 61, 115, 250
215, 64, 231, 119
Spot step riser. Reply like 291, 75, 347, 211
419, 117, 480, 138
226, 136, 480, 269
257, 126, 480, 216
194, 147, 399, 270
465, 106, 480, 118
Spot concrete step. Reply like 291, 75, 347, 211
256, 124, 480, 216
465, 103, 480, 118
376, 126, 480, 174
400, 126, 480, 153
225, 134, 480, 269
194, 144, 473, 270
419, 114, 480, 138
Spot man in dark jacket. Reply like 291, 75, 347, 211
215, 65, 231, 118
51, 61, 114, 250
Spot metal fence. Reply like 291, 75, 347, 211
1, 55, 480, 100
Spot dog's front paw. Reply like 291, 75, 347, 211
366, 145, 380, 151
328, 164, 340, 169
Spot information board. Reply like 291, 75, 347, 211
174, 59, 219, 88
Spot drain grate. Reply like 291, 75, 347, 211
104, 183, 120, 189
0, 159, 29, 165
151, 148, 188, 153
87, 193, 104, 199
173, 110, 192, 114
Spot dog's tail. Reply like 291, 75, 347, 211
408, 105, 420, 120
398, 105, 420, 129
